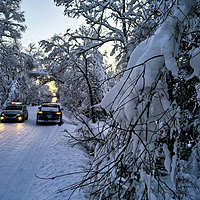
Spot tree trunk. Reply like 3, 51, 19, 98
83, 55, 96, 123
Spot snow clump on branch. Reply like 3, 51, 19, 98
101, 0, 198, 128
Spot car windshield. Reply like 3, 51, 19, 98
41, 106, 59, 112
5, 106, 22, 110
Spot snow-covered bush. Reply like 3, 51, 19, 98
66, 114, 104, 154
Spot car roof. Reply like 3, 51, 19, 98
41, 103, 60, 107
7, 102, 25, 106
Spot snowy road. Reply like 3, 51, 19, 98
0, 106, 89, 200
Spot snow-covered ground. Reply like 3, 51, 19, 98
0, 106, 89, 200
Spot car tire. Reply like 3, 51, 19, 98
26, 115, 28, 120
36, 120, 39, 125
58, 120, 62, 126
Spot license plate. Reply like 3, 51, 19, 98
46, 115, 52, 118
7, 117, 13, 119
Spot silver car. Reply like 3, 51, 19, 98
1, 102, 28, 122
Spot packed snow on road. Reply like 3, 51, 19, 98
0, 106, 89, 200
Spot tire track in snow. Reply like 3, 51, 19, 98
22, 125, 60, 200
0, 125, 59, 199
0, 123, 29, 145
0, 124, 36, 162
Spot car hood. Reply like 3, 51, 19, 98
1, 110, 22, 115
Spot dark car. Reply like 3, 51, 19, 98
36, 103, 63, 125
0, 102, 28, 123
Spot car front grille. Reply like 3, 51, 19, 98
5, 114, 17, 117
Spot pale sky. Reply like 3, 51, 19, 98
20, 0, 80, 47
20, 0, 115, 67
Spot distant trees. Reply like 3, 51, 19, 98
39, 33, 109, 122
0, 43, 53, 106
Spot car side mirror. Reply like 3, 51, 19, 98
38, 107, 41, 109
61, 108, 64, 110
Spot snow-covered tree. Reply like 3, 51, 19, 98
54, 0, 165, 70
0, 43, 53, 107
60, 0, 200, 199
0, 1, 53, 106
0, 0, 26, 45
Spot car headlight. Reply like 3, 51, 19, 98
1, 113, 4, 120
18, 116, 23, 121
17, 114, 21, 116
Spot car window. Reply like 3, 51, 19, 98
5, 106, 23, 110
41, 106, 59, 112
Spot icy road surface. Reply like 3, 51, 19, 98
0, 106, 89, 200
